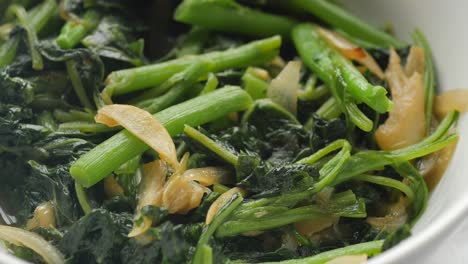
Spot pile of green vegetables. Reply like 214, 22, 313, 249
0, 0, 459, 263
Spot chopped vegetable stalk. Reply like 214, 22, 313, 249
56, 10, 100, 49
135, 60, 212, 113
324, 254, 367, 264
297, 139, 351, 191
292, 23, 392, 114
200, 72, 218, 95
66, 60, 94, 110
267, 60, 301, 115
260, 240, 382, 264
286, 0, 406, 48
192, 193, 243, 264
104, 36, 281, 96
184, 125, 239, 166
375, 48, 426, 150
175, 0, 298, 37
74, 182, 92, 215
96, 104, 180, 169
412, 29, 436, 133
71, 86, 253, 187
8, 5, 43, 70
29, 0, 57, 33
216, 191, 365, 237
0, 225, 65, 264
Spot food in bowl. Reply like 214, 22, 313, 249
0, 0, 467, 263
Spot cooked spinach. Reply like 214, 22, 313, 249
0, 1, 459, 264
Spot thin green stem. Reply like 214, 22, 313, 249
413, 29, 436, 134
9, 4, 43, 70
74, 182, 92, 215
66, 59, 94, 110
260, 240, 384, 264
136, 60, 212, 113
175, 0, 297, 37
184, 125, 238, 166
288, 0, 406, 48
193, 194, 243, 264
200, 72, 218, 95
354, 174, 415, 201
315, 97, 341, 119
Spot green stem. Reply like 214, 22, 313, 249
292, 23, 392, 114
0, 35, 20, 67
193, 193, 243, 264
333, 111, 459, 185
104, 36, 281, 96
28, 0, 57, 33
74, 182, 92, 215
175, 0, 297, 37
315, 97, 341, 119
56, 10, 100, 49
344, 99, 373, 132
58, 121, 116, 133
216, 205, 326, 238
261, 240, 384, 264
200, 72, 218, 95
242, 71, 269, 100
288, 0, 406, 48
354, 174, 415, 201
184, 125, 238, 165
9, 4, 43, 70
70, 86, 253, 187
297, 139, 352, 192
412, 29, 436, 134
66, 59, 94, 109
136, 60, 212, 113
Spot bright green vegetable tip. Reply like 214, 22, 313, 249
292, 23, 393, 114
56, 10, 100, 49
175, 0, 298, 37
104, 36, 282, 97
70, 86, 253, 187
260, 240, 384, 264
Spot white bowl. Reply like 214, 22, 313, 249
343, 0, 468, 263
1, 1, 467, 263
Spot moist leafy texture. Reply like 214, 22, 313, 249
0, 1, 459, 264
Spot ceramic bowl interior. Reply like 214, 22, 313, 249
342, 0, 468, 263
1, 1, 467, 263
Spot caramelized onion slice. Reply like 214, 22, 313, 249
183, 167, 233, 186
317, 27, 384, 79
375, 49, 426, 150
422, 140, 458, 191
95, 104, 179, 169
0, 225, 65, 264
294, 216, 337, 237
267, 61, 301, 115
367, 198, 408, 232
26, 202, 56, 230
128, 160, 167, 237
206, 187, 245, 224
434, 89, 468, 119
